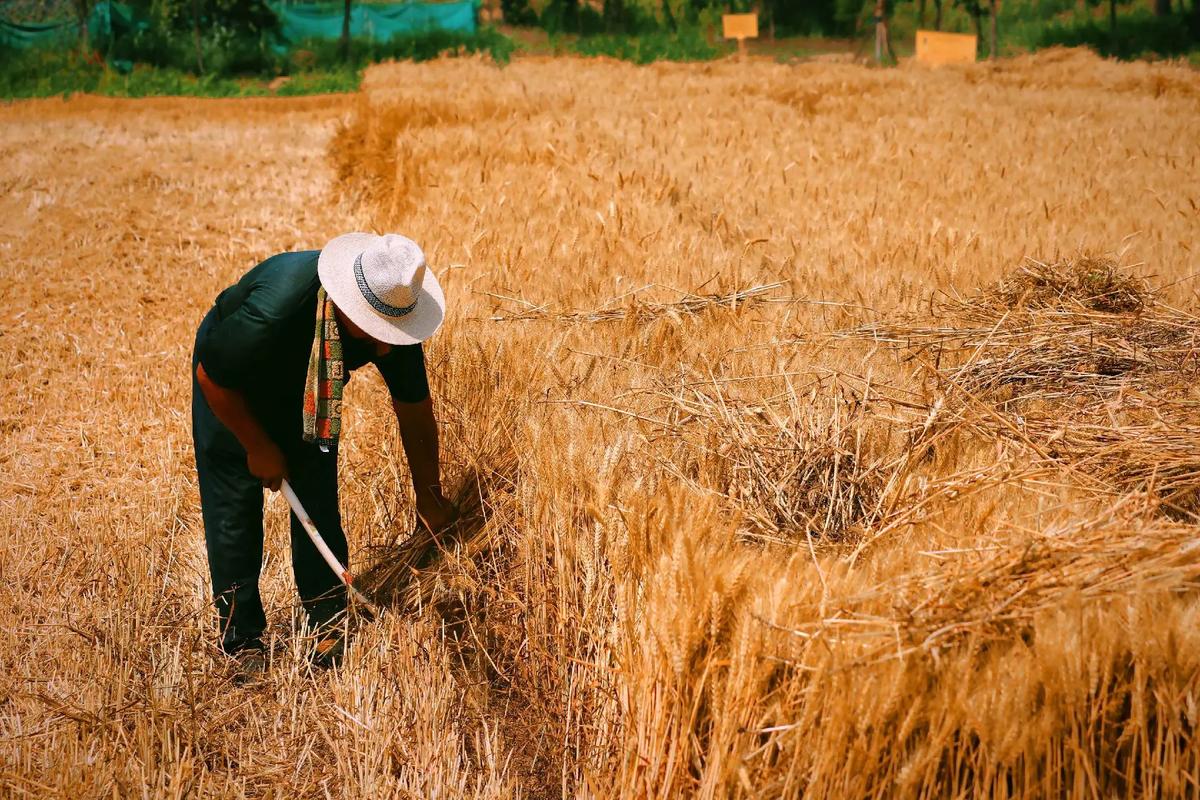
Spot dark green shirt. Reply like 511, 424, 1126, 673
196, 251, 429, 442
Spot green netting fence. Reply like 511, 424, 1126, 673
277, 2, 479, 42
0, 2, 137, 48
0, 1, 479, 49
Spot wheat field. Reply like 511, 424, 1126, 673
2, 48, 1199, 797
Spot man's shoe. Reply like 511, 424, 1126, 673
232, 647, 269, 686
310, 632, 346, 670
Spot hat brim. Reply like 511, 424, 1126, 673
317, 232, 446, 346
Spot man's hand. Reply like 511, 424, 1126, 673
416, 491, 458, 534
394, 397, 454, 531
197, 362, 285, 491
247, 441, 288, 492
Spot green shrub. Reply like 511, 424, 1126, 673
0, 47, 278, 98
1036, 10, 1198, 59
106, 24, 280, 75
0, 26, 516, 98
273, 69, 359, 95
0, 46, 103, 98
501, 0, 537, 27
290, 27, 516, 71
102, 0, 280, 74
571, 28, 724, 63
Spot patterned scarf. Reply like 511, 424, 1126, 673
303, 288, 344, 452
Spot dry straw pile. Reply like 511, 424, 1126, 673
2, 48, 1199, 797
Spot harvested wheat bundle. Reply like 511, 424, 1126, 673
358, 445, 519, 612
644, 378, 899, 543
839, 257, 1200, 513
844, 312, 1200, 400
947, 314, 1200, 399
984, 413, 1200, 516
491, 282, 784, 324
839, 257, 1199, 399
782, 509, 1200, 664
970, 255, 1152, 314
358, 342, 527, 612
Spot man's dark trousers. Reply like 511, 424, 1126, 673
191, 316, 347, 654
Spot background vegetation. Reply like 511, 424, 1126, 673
2, 0, 1198, 98
0, 26, 516, 98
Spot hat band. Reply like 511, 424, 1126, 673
354, 253, 418, 318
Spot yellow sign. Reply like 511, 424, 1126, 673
722, 13, 759, 41
915, 30, 977, 66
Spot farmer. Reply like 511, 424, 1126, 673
191, 233, 456, 675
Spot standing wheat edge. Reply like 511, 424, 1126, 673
191, 233, 456, 676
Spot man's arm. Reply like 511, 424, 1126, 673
392, 396, 456, 532
196, 362, 287, 491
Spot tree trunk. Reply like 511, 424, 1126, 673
971, 3, 983, 44
603, 0, 625, 33
918, 0, 926, 28
874, 0, 894, 63
191, 0, 205, 74
933, 0, 943, 30
989, 0, 997, 59
341, 0, 352, 62
1153, 0, 1170, 15
661, 0, 675, 31
874, 0, 886, 63
1109, 0, 1116, 33
73, 0, 91, 52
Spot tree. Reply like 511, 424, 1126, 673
191, 0, 204, 72
988, 0, 997, 58
873, 0, 894, 62
70, 0, 95, 50
602, 0, 626, 33
1083, 0, 1135, 34
500, 0, 536, 25
1077, 0, 1135, 37
540, 0, 580, 33
1153, 0, 1170, 15
955, 0, 984, 49
341, 0, 351, 62
933, 0, 943, 29
759, 0, 776, 39
661, 0, 676, 30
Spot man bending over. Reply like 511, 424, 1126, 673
192, 233, 456, 677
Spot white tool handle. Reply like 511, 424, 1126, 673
281, 479, 376, 611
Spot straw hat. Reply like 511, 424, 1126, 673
318, 232, 445, 346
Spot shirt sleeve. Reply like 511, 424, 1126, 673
196, 290, 282, 389
376, 344, 430, 404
